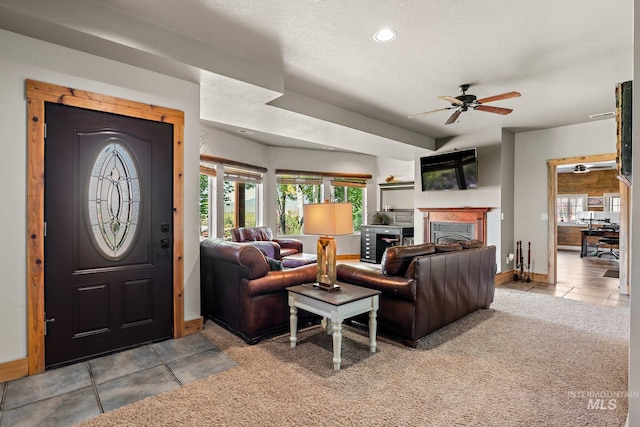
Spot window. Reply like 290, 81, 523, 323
199, 173, 210, 237
330, 178, 365, 232
200, 156, 265, 239
556, 194, 587, 223
603, 193, 621, 213
276, 175, 323, 235
276, 170, 371, 236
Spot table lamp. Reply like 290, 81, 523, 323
303, 202, 353, 291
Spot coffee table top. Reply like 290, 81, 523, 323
287, 282, 380, 306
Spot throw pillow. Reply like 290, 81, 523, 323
266, 257, 283, 271
435, 243, 463, 252
458, 239, 484, 249
381, 243, 436, 276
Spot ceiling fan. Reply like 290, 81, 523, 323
408, 84, 521, 125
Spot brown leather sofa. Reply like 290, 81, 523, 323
337, 242, 496, 347
200, 238, 318, 344
230, 226, 303, 259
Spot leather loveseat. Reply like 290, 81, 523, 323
337, 241, 496, 347
200, 238, 318, 344
230, 226, 303, 260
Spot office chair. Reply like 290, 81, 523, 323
598, 237, 619, 259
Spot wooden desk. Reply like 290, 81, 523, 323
580, 229, 619, 257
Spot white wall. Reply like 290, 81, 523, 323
413, 129, 504, 266
500, 130, 516, 272
513, 120, 617, 276
376, 157, 414, 184
0, 30, 201, 364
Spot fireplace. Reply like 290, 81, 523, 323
418, 207, 490, 243
431, 222, 475, 243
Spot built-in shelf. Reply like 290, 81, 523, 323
379, 181, 414, 211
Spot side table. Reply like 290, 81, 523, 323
287, 282, 380, 371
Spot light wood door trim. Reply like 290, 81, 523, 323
26, 79, 185, 375
546, 153, 620, 286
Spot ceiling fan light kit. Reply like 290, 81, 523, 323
409, 84, 521, 125
573, 164, 590, 174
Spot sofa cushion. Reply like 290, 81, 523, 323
459, 239, 484, 249
235, 226, 274, 242
435, 243, 463, 252
381, 243, 436, 276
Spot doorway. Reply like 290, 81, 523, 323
547, 153, 629, 294
26, 80, 185, 374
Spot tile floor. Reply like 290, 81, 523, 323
0, 333, 236, 427
497, 249, 629, 308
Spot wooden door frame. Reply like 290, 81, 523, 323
26, 80, 185, 375
547, 153, 627, 291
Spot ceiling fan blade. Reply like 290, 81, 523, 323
445, 109, 462, 125
475, 105, 513, 115
408, 108, 449, 118
438, 96, 462, 104
476, 91, 521, 104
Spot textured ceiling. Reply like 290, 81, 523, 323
0, 0, 632, 160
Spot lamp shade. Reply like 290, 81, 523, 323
303, 202, 353, 236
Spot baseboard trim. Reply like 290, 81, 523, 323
496, 269, 550, 285
495, 270, 514, 285
183, 317, 204, 336
0, 357, 28, 382
337, 254, 360, 260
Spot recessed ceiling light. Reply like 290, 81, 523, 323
237, 129, 254, 135
373, 28, 397, 43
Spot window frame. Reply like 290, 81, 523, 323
603, 192, 621, 213
200, 155, 266, 239
556, 193, 587, 223
275, 169, 372, 236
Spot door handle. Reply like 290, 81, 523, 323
160, 237, 170, 249
45, 317, 55, 335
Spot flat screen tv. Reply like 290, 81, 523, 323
420, 148, 478, 191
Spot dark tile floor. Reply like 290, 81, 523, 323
0, 333, 236, 427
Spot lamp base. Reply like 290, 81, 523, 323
313, 282, 341, 292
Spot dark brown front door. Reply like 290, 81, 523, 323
44, 103, 173, 367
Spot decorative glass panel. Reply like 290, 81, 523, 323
88, 141, 141, 259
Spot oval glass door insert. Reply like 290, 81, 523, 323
88, 141, 141, 259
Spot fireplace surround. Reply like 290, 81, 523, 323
418, 207, 491, 244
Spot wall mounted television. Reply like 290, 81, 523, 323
420, 148, 478, 191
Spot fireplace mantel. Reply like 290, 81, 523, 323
418, 207, 491, 243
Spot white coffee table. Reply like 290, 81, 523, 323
287, 282, 381, 371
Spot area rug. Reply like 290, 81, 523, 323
76, 288, 630, 427
604, 269, 620, 278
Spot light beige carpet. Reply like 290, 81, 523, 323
76, 288, 629, 426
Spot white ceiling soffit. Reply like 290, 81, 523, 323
0, 0, 436, 159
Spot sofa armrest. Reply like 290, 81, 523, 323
244, 264, 318, 297
273, 238, 303, 253
337, 264, 416, 302
236, 241, 282, 259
